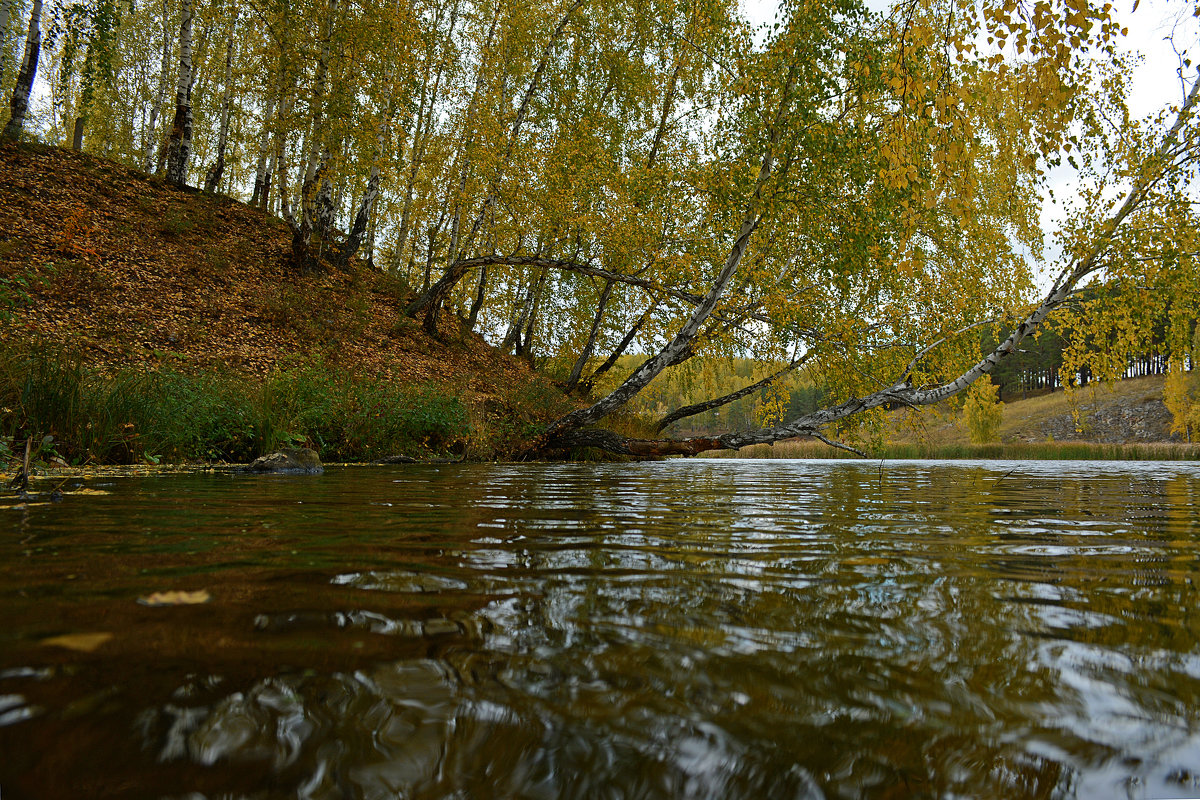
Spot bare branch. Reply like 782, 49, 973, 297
809, 430, 868, 458
901, 318, 1000, 381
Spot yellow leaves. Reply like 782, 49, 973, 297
753, 383, 788, 428
962, 376, 1003, 444
137, 589, 212, 606
41, 632, 114, 652
1163, 364, 1197, 438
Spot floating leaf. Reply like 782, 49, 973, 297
41, 632, 114, 652
137, 589, 212, 607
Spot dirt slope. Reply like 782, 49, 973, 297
0, 142, 561, 414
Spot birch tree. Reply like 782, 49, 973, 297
520, 0, 1196, 457
164, 0, 193, 185
144, 0, 172, 171
202, 5, 235, 192
0, 0, 22, 87
2, 0, 40, 140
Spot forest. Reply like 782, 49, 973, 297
2, 0, 1199, 457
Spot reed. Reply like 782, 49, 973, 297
707, 438, 1200, 461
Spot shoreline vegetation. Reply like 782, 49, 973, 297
2, 143, 1196, 474
3, 331, 1195, 476
0, 340, 576, 469
706, 440, 1200, 461
0, 141, 581, 471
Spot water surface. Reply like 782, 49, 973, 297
2, 459, 1199, 799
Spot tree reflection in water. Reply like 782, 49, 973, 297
1, 460, 1199, 799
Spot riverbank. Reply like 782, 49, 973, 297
708, 374, 1199, 460
714, 439, 1200, 460
0, 142, 575, 467
3, 142, 1193, 469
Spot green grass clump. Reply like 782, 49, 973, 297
0, 342, 469, 465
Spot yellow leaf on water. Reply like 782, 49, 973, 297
137, 589, 212, 607
41, 632, 114, 652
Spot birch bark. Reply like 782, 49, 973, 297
204, 15, 236, 193
0, 0, 14, 86
250, 89, 276, 208
337, 122, 387, 265
2, 0, 42, 141
144, 0, 172, 172
164, 0, 194, 186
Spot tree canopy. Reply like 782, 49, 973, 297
3, 0, 1198, 455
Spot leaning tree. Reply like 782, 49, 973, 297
404, 0, 1200, 456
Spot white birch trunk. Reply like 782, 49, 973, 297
2, 0, 42, 141
300, 0, 336, 193
275, 89, 296, 222
337, 121, 386, 266
250, 88, 277, 208
0, 0, 19, 88
541, 58, 800, 442
204, 15, 236, 193
165, 0, 194, 186
395, 1, 458, 267
289, 0, 338, 269
446, 2, 499, 267
145, 0, 172, 173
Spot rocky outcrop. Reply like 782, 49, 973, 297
1037, 399, 1183, 444
245, 448, 323, 474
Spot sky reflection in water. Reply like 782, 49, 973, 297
1, 459, 1199, 799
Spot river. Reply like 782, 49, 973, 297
2, 459, 1199, 799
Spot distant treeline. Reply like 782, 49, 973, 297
986, 324, 1175, 401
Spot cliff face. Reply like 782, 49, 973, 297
889, 375, 1186, 448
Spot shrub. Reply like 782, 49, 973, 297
962, 376, 1004, 444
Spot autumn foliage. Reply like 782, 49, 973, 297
0, 142, 574, 462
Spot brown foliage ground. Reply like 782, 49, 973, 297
0, 142, 572, 449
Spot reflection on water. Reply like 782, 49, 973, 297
2, 460, 1200, 799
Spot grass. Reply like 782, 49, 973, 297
702, 375, 1197, 461
711, 437, 1200, 461
887, 375, 1175, 447
0, 342, 475, 466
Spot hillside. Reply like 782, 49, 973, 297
1, 142, 1191, 467
0, 142, 573, 462
889, 374, 1185, 447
